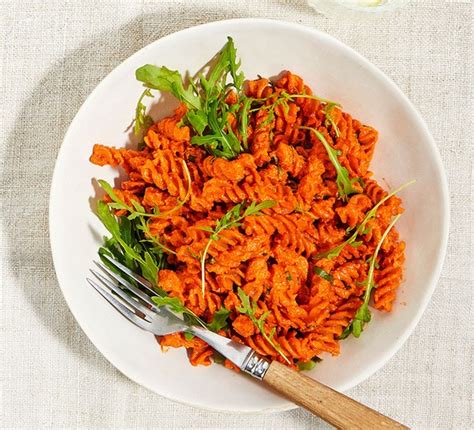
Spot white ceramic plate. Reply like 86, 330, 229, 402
49, 18, 449, 413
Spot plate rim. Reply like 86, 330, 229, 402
49, 17, 450, 413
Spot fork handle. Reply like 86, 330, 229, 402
262, 361, 408, 430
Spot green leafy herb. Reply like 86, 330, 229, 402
240, 96, 252, 149
200, 200, 276, 295
184, 332, 195, 340
294, 204, 318, 221
297, 357, 321, 371
323, 103, 340, 138
300, 126, 359, 200
253, 93, 291, 129
134, 88, 154, 136
136, 38, 246, 159
236, 288, 291, 364
225, 37, 245, 91
316, 180, 415, 260
339, 214, 401, 339
212, 352, 226, 364
250, 91, 340, 116
136, 65, 202, 110
151, 295, 207, 328
284, 92, 340, 106
250, 91, 339, 107
191, 97, 242, 159
151, 297, 229, 334
313, 267, 333, 282
96, 201, 166, 285
207, 307, 231, 332
97, 201, 145, 266
98, 160, 191, 220
99, 179, 147, 220
137, 218, 177, 256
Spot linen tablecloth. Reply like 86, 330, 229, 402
1, 1, 472, 428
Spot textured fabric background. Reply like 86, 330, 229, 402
1, 1, 472, 429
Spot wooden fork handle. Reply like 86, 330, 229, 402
263, 361, 409, 430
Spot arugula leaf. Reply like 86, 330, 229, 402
138, 218, 177, 256
207, 307, 230, 332
240, 96, 252, 149
186, 109, 208, 135
313, 267, 333, 282
339, 214, 401, 339
119, 216, 133, 245
135, 38, 246, 160
252, 91, 340, 108
139, 251, 160, 286
98, 180, 134, 213
151, 297, 230, 334
192, 97, 241, 159
323, 103, 340, 138
316, 179, 415, 260
134, 88, 154, 136
249, 91, 340, 132
136, 65, 201, 110
224, 37, 244, 91
254, 94, 291, 130
301, 126, 359, 201
200, 200, 276, 295
96, 199, 121, 238
236, 288, 291, 364
316, 240, 351, 260
95, 201, 168, 284
285, 92, 340, 106
151, 295, 207, 328
151, 295, 189, 314
98, 160, 191, 220
184, 332, 195, 340
204, 46, 230, 90
96, 201, 143, 263
213, 199, 275, 233
98, 238, 135, 276
200, 36, 243, 95
297, 358, 321, 371
358, 180, 414, 232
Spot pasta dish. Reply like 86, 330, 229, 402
90, 38, 410, 370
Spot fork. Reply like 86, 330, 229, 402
88, 255, 408, 430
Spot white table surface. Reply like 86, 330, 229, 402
1, 1, 472, 428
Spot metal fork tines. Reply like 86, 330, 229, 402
87, 257, 187, 335
87, 266, 154, 330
